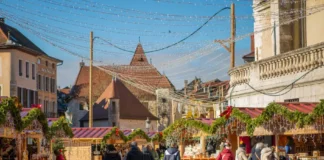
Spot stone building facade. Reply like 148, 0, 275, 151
68, 44, 174, 130
0, 18, 62, 115
228, 0, 324, 107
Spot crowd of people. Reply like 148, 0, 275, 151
216, 138, 295, 160
103, 141, 181, 160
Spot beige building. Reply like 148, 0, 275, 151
228, 0, 324, 107
0, 18, 62, 116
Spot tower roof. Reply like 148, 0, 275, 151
130, 43, 150, 66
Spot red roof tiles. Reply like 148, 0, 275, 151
71, 127, 138, 139
130, 44, 150, 66
81, 79, 159, 121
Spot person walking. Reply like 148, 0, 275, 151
236, 143, 248, 160
261, 147, 278, 160
216, 142, 234, 160
143, 146, 154, 160
125, 141, 143, 160
252, 143, 264, 160
103, 144, 121, 160
147, 145, 159, 160
163, 143, 180, 160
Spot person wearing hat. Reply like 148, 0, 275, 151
216, 142, 234, 160
236, 141, 248, 160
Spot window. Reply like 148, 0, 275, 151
112, 122, 116, 127
26, 62, 29, 78
29, 90, 34, 107
45, 61, 48, 67
37, 75, 41, 90
45, 77, 49, 91
32, 64, 35, 80
284, 98, 299, 103
44, 100, 47, 113
52, 63, 55, 69
52, 101, 56, 111
19, 60, 22, 76
43, 76, 46, 90
23, 88, 27, 107
79, 103, 84, 110
111, 101, 116, 114
37, 58, 41, 64
17, 87, 21, 103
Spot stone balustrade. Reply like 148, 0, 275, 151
229, 42, 324, 86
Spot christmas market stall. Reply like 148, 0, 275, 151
220, 100, 324, 159
162, 117, 227, 160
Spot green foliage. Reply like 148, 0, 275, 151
52, 139, 67, 159
127, 128, 150, 142
0, 97, 73, 140
48, 117, 74, 139
163, 100, 324, 137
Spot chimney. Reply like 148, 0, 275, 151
79, 60, 85, 68
251, 34, 254, 52
0, 18, 4, 23
184, 80, 188, 95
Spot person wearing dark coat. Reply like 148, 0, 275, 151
163, 143, 180, 160
143, 146, 154, 160
125, 141, 143, 160
104, 144, 121, 160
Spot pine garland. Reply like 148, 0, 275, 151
127, 128, 151, 142
48, 117, 74, 139
163, 100, 324, 137
0, 97, 73, 140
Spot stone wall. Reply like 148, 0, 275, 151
67, 99, 88, 127
156, 89, 172, 131
119, 119, 158, 131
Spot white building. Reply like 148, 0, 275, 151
227, 0, 324, 107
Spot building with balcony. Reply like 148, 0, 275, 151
227, 0, 324, 107
0, 18, 62, 116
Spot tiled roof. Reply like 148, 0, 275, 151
242, 51, 255, 59
71, 127, 133, 139
0, 22, 62, 62
59, 88, 70, 95
80, 79, 159, 121
130, 43, 150, 66
71, 64, 174, 102
0, 22, 47, 55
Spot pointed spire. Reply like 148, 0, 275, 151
130, 43, 150, 66
139, 36, 141, 43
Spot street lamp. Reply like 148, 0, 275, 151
145, 117, 151, 132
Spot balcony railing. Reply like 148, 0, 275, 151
229, 42, 324, 86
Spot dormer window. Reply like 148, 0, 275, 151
139, 57, 144, 61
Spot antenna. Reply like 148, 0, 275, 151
139, 36, 141, 43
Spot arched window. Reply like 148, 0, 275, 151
37, 58, 41, 64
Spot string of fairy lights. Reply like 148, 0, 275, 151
1, 0, 324, 107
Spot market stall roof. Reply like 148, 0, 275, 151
71, 127, 132, 139
222, 102, 319, 118
195, 118, 216, 125
47, 118, 59, 127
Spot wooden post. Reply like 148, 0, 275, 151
275, 134, 279, 152
200, 135, 206, 156
230, 3, 236, 69
89, 31, 93, 128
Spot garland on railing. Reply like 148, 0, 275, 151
163, 100, 324, 137
0, 97, 73, 139
48, 117, 74, 139
226, 100, 324, 136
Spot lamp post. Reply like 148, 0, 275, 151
145, 117, 151, 133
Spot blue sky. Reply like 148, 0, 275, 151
0, 0, 254, 89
